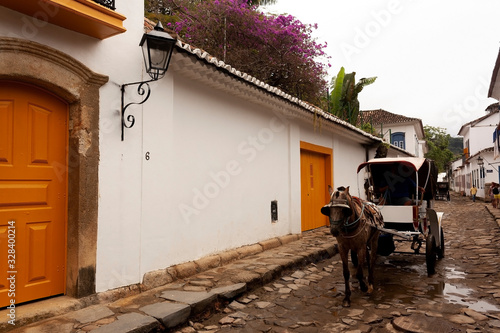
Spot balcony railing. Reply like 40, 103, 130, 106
92, 0, 115, 10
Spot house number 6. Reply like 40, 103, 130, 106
145, 152, 150, 161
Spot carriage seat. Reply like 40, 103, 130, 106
377, 205, 417, 232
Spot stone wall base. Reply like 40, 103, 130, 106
93, 233, 301, 304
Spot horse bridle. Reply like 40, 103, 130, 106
325, 195, 365, 233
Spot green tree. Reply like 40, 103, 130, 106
448, 136, 464, 156
424, 125, 455, 172
329, 67, 376, 125
359, 122, 377, 135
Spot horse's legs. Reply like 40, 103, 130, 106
340, 248, 351, 307
355, 248, 368, 293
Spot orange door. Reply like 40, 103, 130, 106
0, 82, 68, 307
300, 149, 329, 231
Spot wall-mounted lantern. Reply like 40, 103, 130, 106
121, 22, 176, 141
477, 156, 484, 167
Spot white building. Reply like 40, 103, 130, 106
448, 47, 500, 200
489, 48, 500, 161
451, 105, 500, 199
359, 109, 428, 157
0, 1, 410, 307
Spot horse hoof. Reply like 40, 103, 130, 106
367, 285, 374, 294
342, 299, 351, 307
360, 284, 368, 293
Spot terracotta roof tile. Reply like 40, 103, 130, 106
486, 102, 499, 113
358, 109, 421, 125
144, 17, 180, 39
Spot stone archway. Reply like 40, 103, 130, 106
0, 37, 108, 298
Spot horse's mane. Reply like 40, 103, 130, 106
340, 188, 383, 229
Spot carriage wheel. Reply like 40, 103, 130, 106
437, 227, 445, 259
426, 234, 437, 276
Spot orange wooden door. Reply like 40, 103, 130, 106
0, 82, 68, 307
300, 150, 329, 231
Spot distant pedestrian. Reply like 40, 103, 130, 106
493, 184, 500, 208
470, 185, 477, 202
490, 184, 496, 206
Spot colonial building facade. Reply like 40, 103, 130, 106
0, 1, 409, 307
359, 109, 427, 157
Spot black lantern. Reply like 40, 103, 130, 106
121, 22, 176, 141
140, 22, 176, 80
477, 156, 484, 167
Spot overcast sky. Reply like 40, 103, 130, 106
264, 0, 500, 136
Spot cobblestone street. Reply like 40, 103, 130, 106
177, 193, 500, 333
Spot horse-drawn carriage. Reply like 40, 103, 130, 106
436, 182, 451, 201
321, 157, 444, 306
357, 157, 444, 275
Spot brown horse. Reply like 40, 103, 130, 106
321, 186, 384, 307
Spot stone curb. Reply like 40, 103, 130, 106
141, 234, 301, 292
2, 227, 335, 333
485, 204, 500, 228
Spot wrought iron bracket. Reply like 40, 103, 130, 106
120, 79, 155, 141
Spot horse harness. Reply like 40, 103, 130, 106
327, 196, 382, 236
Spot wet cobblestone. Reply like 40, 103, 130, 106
178, 193, 500, 332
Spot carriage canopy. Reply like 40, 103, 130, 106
357, 157, 438, 201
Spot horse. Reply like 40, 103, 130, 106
321, 186, 384, 307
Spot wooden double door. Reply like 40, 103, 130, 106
0, 82, 68, 307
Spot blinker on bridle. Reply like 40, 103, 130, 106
323, 196, 364, 231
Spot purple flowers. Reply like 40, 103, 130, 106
163, 0, 330, 104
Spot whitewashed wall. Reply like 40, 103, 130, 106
126, 65, 378, 288
137, 73, 298, 277
299, 125, 367, 195
334, 139, 368, 198
468, 115, 498, 155
450, 159, 462, 193
381, 123, 418, 156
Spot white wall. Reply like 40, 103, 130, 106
381, 123, 418, 156
299, 124, 368, 197
451, 152, 498, 199
136, 73, 299, 279
477, 151, 498, 198
333, 137, 367, 197
127, 69, 374, 286
450, 159, 462, 192
456, 114, 498, 201
469, 117, 498, 155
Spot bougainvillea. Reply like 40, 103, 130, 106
149, 0, 330, 105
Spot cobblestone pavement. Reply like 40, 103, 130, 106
176, 193, 500, 333
4, 219, 335, 332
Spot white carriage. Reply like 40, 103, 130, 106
357, 157, 444, 275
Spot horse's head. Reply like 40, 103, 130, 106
321, 186, 353, 237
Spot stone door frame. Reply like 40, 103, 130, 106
0, 37, 107, 298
